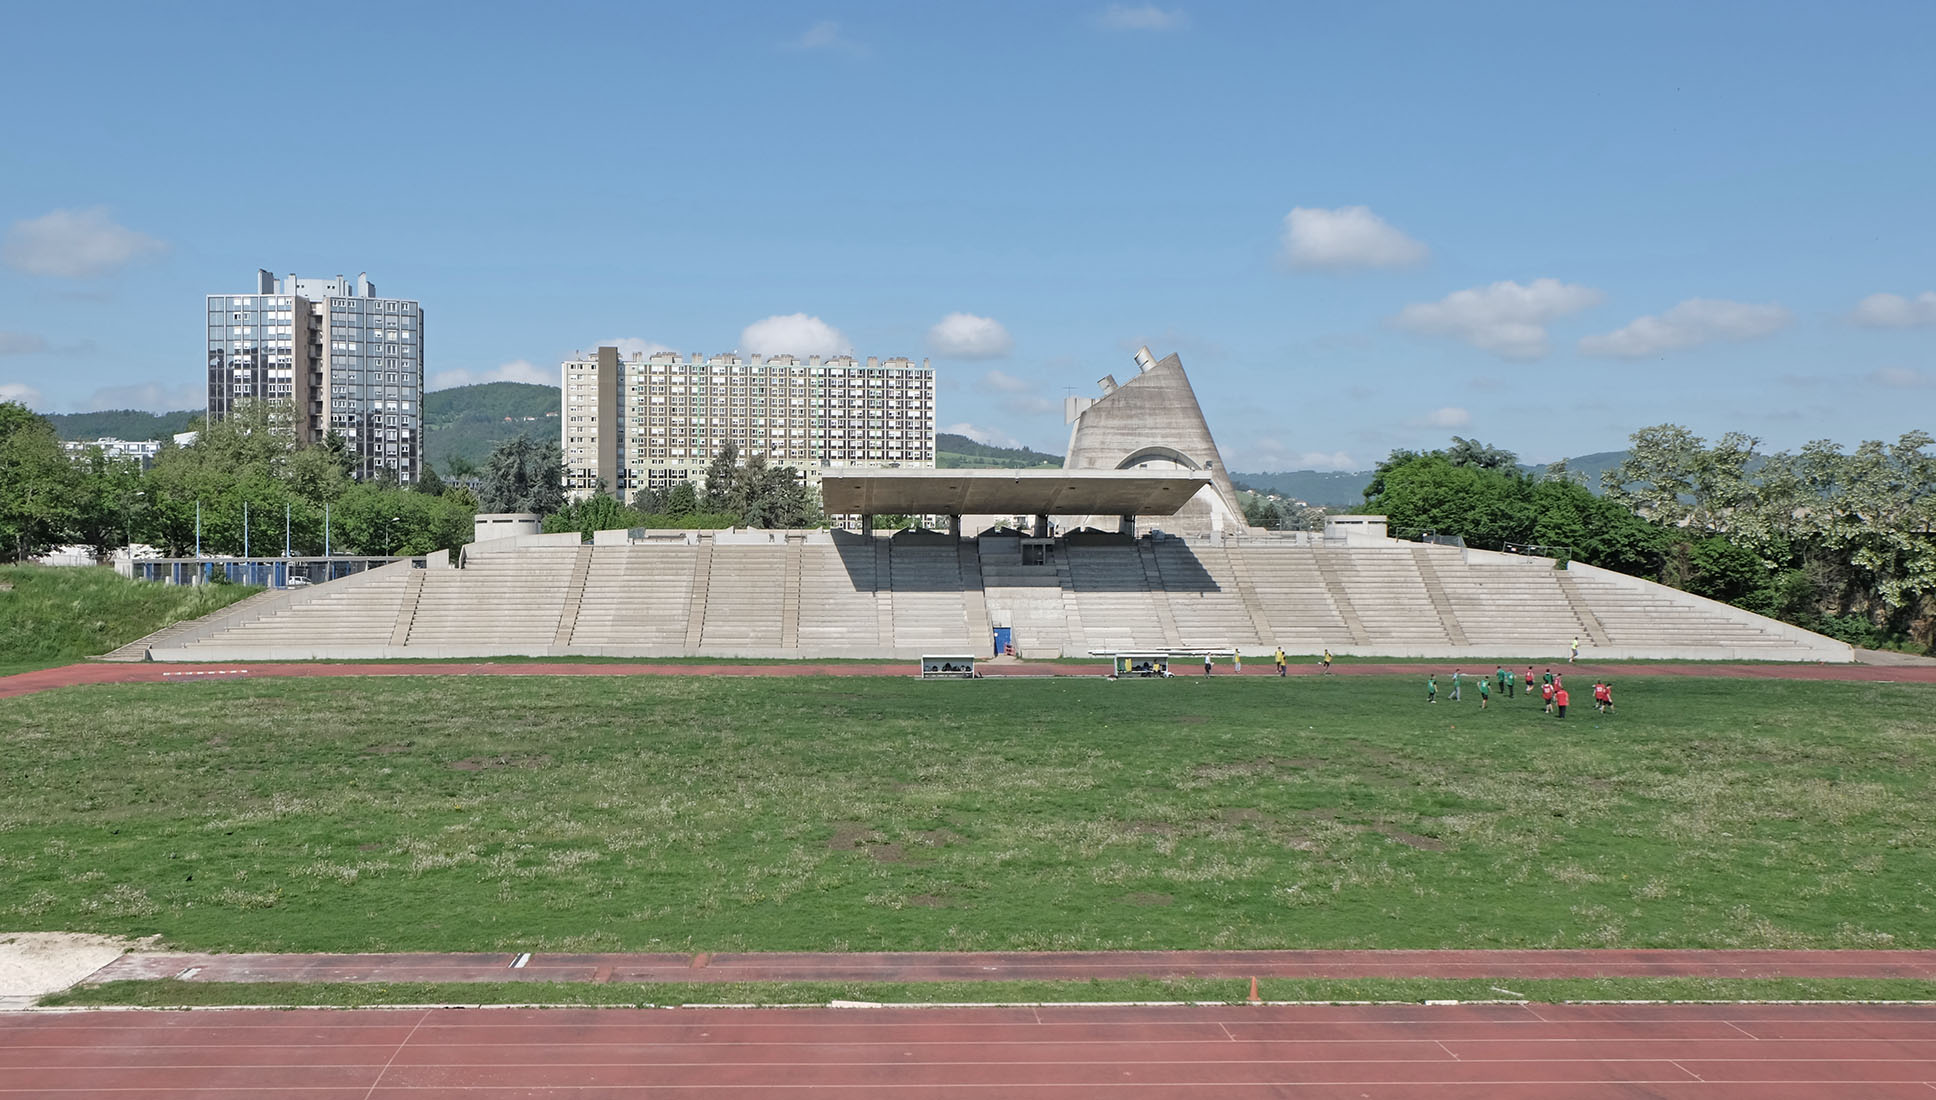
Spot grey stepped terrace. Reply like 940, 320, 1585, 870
146, 529, 1852, 663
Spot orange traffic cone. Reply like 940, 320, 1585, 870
1248, 976, 1260, 1003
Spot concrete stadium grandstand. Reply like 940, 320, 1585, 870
125, 349, 1852, 664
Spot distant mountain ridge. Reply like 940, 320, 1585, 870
936, 432, 1062, 469
41, 394, 1624, 498
1233, 451, 1629, 507
41, 384, 562, 471
43, 409, 201, 441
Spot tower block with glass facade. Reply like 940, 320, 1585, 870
206, 269, 425, 483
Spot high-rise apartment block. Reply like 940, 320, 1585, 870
562, 348, 935, 502
206, 269, 425, 483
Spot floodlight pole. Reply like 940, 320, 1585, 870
242, 501, 249, 559
284, 503, 291, 557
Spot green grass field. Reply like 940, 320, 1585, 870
2, 674, 1930, 955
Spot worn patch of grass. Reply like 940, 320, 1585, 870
41, 976, 1936, 1008
0, 564, 259, 663
1, 675, 1931, 953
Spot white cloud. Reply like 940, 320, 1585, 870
785, 20, 865, 53
740, 313, 849, 358
3, 207, 166, 278
928, 313, 1013, 359
979, 369, 1033, 393
1225, 436, 1360, 472
429, 359, 553, 390
0, 331, 48, 356
1421, 406, 1471, 428
1868, 366, 1929, 389
942, 422, 1024, 449
0, 382, 44, 407
1850, 291, 1936, 329
971, 366, 1057, 416
1579, 298, 1791, 358
1393, 279, 1604, 360
83, 381, 203, 411
1295, 450, 1360, 471
597, 337, 677, 360
1281, 206, 1428, 270
1095, 4, 1190, 30
1005, 395, 1060, 416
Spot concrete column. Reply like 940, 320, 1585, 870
1119, 514, 1136, 536
861, 513, 874, 539
1034, 513, 1049, 538
949, 514, 962, 538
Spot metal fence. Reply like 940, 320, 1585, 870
128, 556, 416, 588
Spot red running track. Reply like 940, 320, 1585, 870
4, 1002, 1935, 1098
3, 658, 1932, 699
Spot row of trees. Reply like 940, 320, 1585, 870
1361, 445, 1662, 574
2, 401, 832, 563
542, 443, 824, 539
1361, 428, 1936, 650
1603, 426, 1934, 647
0, 401, 549, 562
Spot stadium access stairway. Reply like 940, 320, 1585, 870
145, 529, 1853, 662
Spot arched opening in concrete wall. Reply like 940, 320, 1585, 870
1116, 446, 1201, 471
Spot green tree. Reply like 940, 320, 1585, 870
1362, 447, 1663, 576
414, 463, 447, 496
72, 447, 147, 560
477, 436, 565, 514
728, 452, 822, 529
1240, 491, 1279, 528
700, 443, 740, 513
1443, 436, 1518, 470
0, 402, 81, 561
542, 493, 641, 541
661, 481, 699, 517
286, 443, 353, 507
1604, 424, 1705, 525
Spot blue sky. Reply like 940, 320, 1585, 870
3, 1, 1932, 471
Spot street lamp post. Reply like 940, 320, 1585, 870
123, 490, 144, 554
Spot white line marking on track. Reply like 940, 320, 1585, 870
511, 953, 531, 969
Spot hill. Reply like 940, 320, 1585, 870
422, 382, 559, 471
936, 432, 1063, 469
1234, 451, 1632, 508
39, 385, 559, 474
45, 409, 201, 441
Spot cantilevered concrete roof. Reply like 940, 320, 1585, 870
820, 468, 1213, 517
